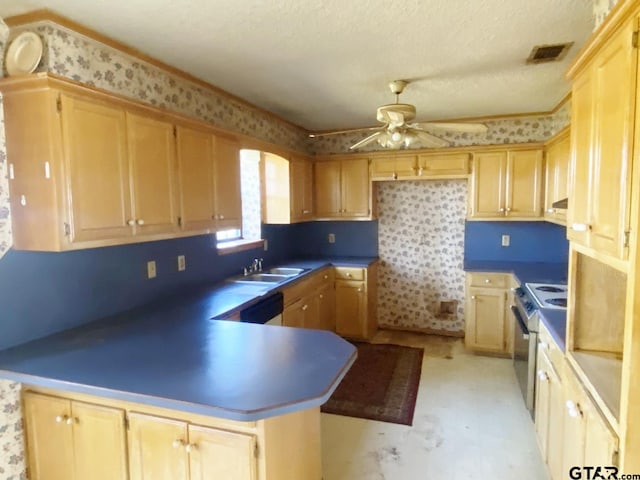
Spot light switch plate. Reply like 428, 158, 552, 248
328, 233, 335, 244
177, 255, 186, 271
147, 260, 157, 279
501, 235, 510, 247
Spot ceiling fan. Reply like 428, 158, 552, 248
309, 80, 488, 150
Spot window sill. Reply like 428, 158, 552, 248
217, 239, 264, 256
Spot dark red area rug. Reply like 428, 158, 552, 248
321, 343, 423, 426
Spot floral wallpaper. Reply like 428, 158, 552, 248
377, 180, 467, 334
240, 150, 261, 240
309, 107, 571, 156
0, 381, 25, 480
593, 0, 620, 29
0, 17, 10, 260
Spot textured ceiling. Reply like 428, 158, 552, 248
0, 0, 594, 131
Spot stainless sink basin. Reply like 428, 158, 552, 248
266, 267, 305, 276
233, 273, 289, 284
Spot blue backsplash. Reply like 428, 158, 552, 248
0, 221, 377, 350
464, 221, 569, 263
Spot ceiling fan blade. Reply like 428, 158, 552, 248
350, 131, 386, 150
386, 110, 406, 127
308, 126, 384, 138
410, 129, 450, 148
419, 122, 489, 134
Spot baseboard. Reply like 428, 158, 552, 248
378, 325, 465, 338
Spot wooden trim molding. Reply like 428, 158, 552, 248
4, 9, 309, 135
217, 239, 265, 256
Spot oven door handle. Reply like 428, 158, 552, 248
511, 306, 530, 340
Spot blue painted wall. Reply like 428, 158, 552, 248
290, 221, 378, 257
464, 221, 569, 263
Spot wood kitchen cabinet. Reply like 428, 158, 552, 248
464, 272, 510, 355
212, 135, 242, 230
567, 18, 635, 261
370, 152, 469, 180
263, 153, 313, 224
1, 74, 244, 251
282, 268, 335, 329
543, 127, 570, 225
334, 265, 377, 340
23, 391, 128, 480
129, 412, 256, 480
22, 386, 322, 480
314, 157, 371, 219
370, 154, 417, 180
468, 147, 544, 220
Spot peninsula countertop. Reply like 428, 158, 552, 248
0, 257, 377, 421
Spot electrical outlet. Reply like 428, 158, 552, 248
263, 239, 269, 251
177, 255, 186, 271
147, 260, 157, 279
328, 233, 335, 244
501, 235, 510, 247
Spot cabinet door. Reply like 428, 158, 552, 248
534, 348, 552, 463
188, 424, 257, 480
506, 149, 543, 218
127, 112, 179, 235
568, 71, 594, 246
282, 297, 307, 328
175, 126, 215, 231
72, 401, 128, 480
589, 21, 635, 259
23, 392, 75, 480
561, 371, 587, 477
317, 281, 336, 331
370, 157, 400, 180
314, 161, 342, 217
213, 136, 242, 230
544, 133, 570, 224
128, 412, 189, 480
335, 280, 366, 338
302, 160, 314, 220
341, 158, 370, 217
465, 288, 506, 352
60, 94, 132, 243
584, 403, 618, 468
289, 158, 308, 222
469, 152, 507, 218
547, 365, 565, 480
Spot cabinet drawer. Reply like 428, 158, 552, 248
467, 272, 509, 288
334, 267, 365, 281
282, 267, 333, 306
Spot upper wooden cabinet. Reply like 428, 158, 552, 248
314, 157, 371, 219
543, 128, 570, 225
567, 18, 635, 261
370, 152, 469, 180
212, 135, 242, 230
263, 153, 313, 224
1, 75, 245, 250
468, 147, 544, 220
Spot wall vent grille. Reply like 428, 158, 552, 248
526, 42, 574, 64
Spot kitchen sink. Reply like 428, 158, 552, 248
233, 273, 290, 284
266, 267, 305, 276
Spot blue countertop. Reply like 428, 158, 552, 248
0, 257, 377, 421
464, 260, 568, 351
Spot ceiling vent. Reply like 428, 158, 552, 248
526, 42, 574, 64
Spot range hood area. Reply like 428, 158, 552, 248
551, 198, 568, 209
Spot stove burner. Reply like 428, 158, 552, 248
535, 286, 565, 293
546, 298, 567, 307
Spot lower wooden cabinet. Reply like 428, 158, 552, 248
22, 387, 322, 480
24, 391, 128, 480
334, 264, 378, 340
464, 272, 511, 355
129, 412, 256, 480
282, 268, 335, 329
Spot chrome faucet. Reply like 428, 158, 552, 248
243, 258, 264, 276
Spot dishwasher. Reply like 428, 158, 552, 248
239, 292, 283, 326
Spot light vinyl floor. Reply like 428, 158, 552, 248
321, 331, 548, 480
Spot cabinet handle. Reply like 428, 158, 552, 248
55, 415, 68, 424
499, 208, 505, 212
172, 439, 185, 449
302, 304, 308, 311
537, 370, 548, 382
565, 400, 582, 418
127, 219, 135, 227
539, 341, 548, 350
357, 287, 363, 293
303, 209, 310, 214
484, 278, 491, 284
136, 219, 145, 226
185, 443, 197, 453
346, 273, 352, 278
571, 223, 591, 232
506, 207, 512, 212
323, 275, 328, 280
219, 215, 225, 220
319, 294, 324, 299
418, 167, 423, 176
392, 173, 398, 180
547, 208, 554, 213
471, 295, 477, 300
